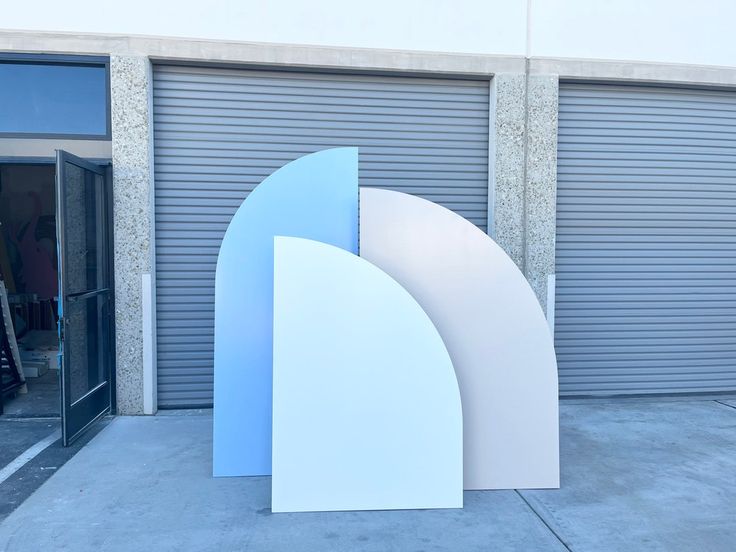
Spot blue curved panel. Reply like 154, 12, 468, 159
272, 237, 463, 512
213, 148, 358, 477
360, 188, 559, 490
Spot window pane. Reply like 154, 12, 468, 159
0, 62, 107, 136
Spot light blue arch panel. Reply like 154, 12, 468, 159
213, 148, 358, 477
272, 237, 463, 512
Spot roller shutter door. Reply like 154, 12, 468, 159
556, 83, 736, 395
153, 65, 489, 407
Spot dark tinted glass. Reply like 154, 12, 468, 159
0, 62, 108, 136
62, 163, 106, 294
66, 292, 109, 403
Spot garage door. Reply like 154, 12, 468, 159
556, 83, 736, 395
153, 65, 490, 407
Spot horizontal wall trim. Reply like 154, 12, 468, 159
534, 57, 736, 88
0, 30, 521, 76
0, 137, 112, 159
151, 58, 495, 81
3, 30, 736, 86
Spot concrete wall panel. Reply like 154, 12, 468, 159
110, 55, 155, 415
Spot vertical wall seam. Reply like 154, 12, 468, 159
521, 60, 531, 276
487, 78, 497, 238
522, 0, 533, 275
526, 0, 532, 59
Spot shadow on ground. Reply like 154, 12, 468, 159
0, 418, 109, 523
0, 399, 734, 551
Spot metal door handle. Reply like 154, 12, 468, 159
67, 288, 110, 302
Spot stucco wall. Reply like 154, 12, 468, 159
4, 0, 736, 68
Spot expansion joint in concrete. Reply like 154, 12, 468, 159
714, 400, 736, 412
515, 490, 573, 551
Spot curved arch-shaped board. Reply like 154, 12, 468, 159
360, 188, 559, 490
213, 148, 358, 477
272, 237, 463, 512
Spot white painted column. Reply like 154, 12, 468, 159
142, 273, 157, 414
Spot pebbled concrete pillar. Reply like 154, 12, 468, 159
110, 55, 156, 415
490, 74, 526, 271
524, 75, 559, 314
490, 73, 559, 314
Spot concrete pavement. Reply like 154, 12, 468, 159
0, 398, 734, 551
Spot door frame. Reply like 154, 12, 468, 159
54, 152, 116, 444
0, 158, 116, 431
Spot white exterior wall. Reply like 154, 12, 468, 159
1, 0, 527, 57
530, 0, 736, 68
3, 0, 735, 68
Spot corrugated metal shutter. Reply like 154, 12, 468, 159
556, 82, 736, 395
152, 65, 489, 407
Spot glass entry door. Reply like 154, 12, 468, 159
56, 151, 114, 446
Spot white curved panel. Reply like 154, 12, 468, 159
360, 188, 559, 490
272, 237, 463, 512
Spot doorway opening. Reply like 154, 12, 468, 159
1, 153, 115, 445
0, 163, 60, 418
